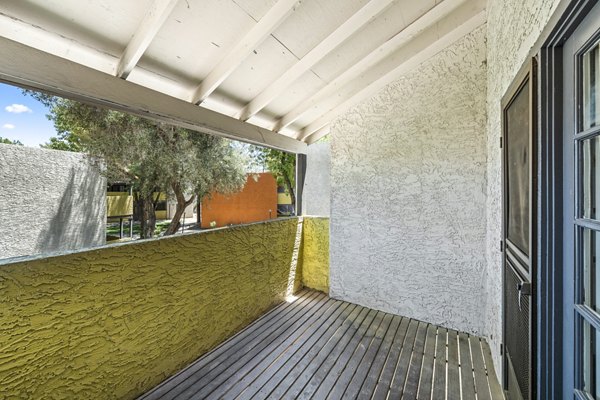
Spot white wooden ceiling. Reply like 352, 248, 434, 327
0, 0, 486, 152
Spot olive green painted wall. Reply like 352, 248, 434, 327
301, 217, 330, 293
0, 218, 306, 399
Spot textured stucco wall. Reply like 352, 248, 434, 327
0, 144, 106, 260
485, 0, 561, 374
302, 141, 331, 217
301, 217, 329, 293
329, 26, 488, 335
0, 218, 305, 399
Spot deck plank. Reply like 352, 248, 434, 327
139, 291, 505, 400
447, 329, 461, 400
272, 307, 371, 399
470, 336, 492, 400
482, 339, 504, 400
209, 299, 345, 399
263, 305, 368, 399
402, 321, 429, 398
432, 326, 448, 399
341, 313, 394, 399
320, 311, 389, 400
235, 301, 354, 400
293, 309, 379, 399
385, 319, 419, 399
416, 323, 437, 399
459, 332, 476, 400
355, 315, 404, 400
368, 317, 411, 400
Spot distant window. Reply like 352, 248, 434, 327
156, 200, 167, 211
107, 183, 131, 192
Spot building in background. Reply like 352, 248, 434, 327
201, 172, 277, 228
0, 144, 106, 259
155, 193, 194, 221
276, 186, 293, 216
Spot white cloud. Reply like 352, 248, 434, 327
5, 104, 32, 113
3, 123, 15, 129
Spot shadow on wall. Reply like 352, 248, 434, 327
35, 163, 106, 254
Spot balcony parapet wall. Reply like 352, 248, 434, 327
0, 217, 329, 399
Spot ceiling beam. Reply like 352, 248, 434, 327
0, 36, 306, 153
304, 126, 330, 145
0, 12, 192, 100
115, 0, 179, 79
301, 8, 486, 143
238, 0, 395, 122
276, 0, 469, 133
190, 0, 300, 105
0, 12, 116, 74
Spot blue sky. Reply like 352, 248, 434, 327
0, 82, 57, 147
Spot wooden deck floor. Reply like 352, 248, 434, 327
140, 290, 504, 400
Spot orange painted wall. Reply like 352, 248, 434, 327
201, 173, 277, 228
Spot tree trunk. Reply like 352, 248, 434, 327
137, 192, 158, 239
140, 196, 152, 238
134, 193, 146, 238
283, 173, 296, 215
196, 197, 202, 227
148, 192, 159, 236
164, 183, 195, 236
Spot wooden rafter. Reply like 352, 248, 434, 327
238, 0, 396, 122
116, 0, 179, 79
276, 0, 469, 133
190, 0, 300, 105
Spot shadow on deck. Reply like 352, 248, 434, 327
140, 290, 503, 399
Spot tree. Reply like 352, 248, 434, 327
0, 137, 23, 145
26, 91, 246, 238
250, 147, 296, 212
42, 135, 81, 152
153, 128, 246, 235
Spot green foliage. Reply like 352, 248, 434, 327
0, 137, 23, 146
249, 146, 295, 189
42, 134, 82, 152
248, 145, 296, 210
24, 90, 247, 236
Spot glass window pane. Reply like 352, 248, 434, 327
582, 228, 600, 313
582, 137, 600, 220
582, 319, 600, 399
506, 81, 530, 255
583, 40, 600, 131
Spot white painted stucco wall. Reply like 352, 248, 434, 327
0, 144, 106, 260
329, 26, 488, 335
302, 141, 330, 217
484, 0, 562, 374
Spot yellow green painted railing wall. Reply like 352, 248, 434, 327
0, 217, 329, 399
300, 217, 330, 293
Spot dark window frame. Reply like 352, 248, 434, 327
535, 1, 599, 398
